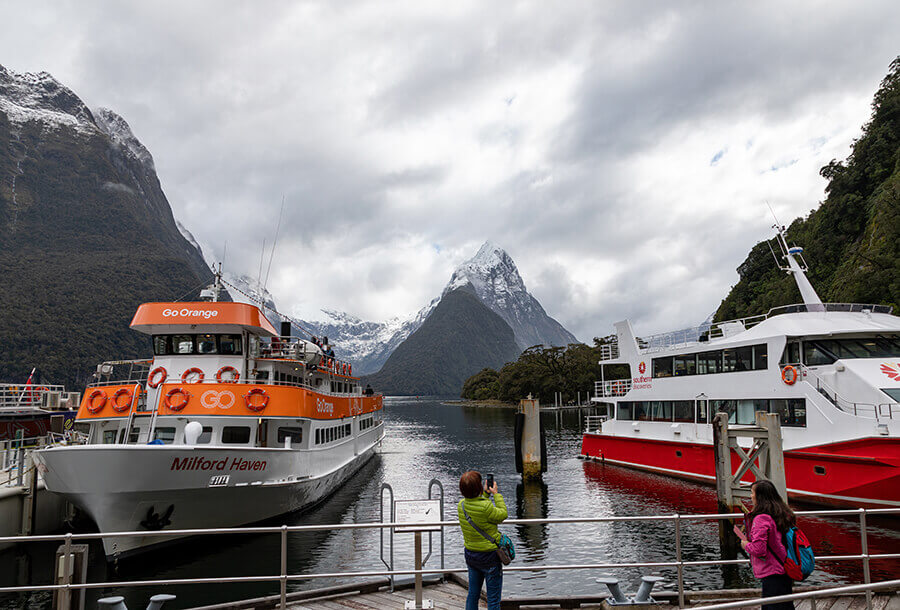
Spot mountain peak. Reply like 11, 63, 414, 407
0, 64, 96, 133
446, 241, 525, 295
94, 107, 156, 171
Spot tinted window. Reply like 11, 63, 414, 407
277, 427, 303, 443
128, 427, 142, 443
153, 336, 168, 356
103, 430, 117, 444
696, 400, 708, 424
734, 346, 753, 371
222, 427, 251, 444
220, 334, 242, 355
154, 427, 176, 444
697, 351, 721, 374
673, 401, 693, 423
674, 354, 696, 376
197, 334, 217, 354
653, 357, 673, 378
173, 335, 194, 354
770, 399, 806, 427
198, 426, 212, 444
753, 345, 768, 370
804, 342, 835, 366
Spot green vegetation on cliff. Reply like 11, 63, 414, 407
716, 57, 900, 320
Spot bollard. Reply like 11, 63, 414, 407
97, 596, 127, 610
597, 577, 630, 604
634, 575, 664, 603
146, 594, 177, 609
515, 396, 545, 479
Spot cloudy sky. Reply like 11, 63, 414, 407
2, 1, 898, 340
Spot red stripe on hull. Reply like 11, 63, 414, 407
580, 434, 900, 508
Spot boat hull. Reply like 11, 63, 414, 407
34, 427, 384, 558
580, 433, 900, 508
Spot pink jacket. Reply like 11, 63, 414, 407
745, 514, 787, 578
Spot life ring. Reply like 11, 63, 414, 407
181, 368, 205, 384
328, 359, 334, 370
243, 388, 269, 412
148, 367, 167, 388
216, 366, 240, 383
348, 364, 352, 376
781, 365, 798, 385
165, 387, 190, 411
86, 389, 107, 414
111, 388, 133, 412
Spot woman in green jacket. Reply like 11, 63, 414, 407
457, 470, 507, 610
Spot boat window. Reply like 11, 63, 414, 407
277, 427, 303, 443
222, 427, 251, 444
733, 346, 752, 371
173, 335, 195, 355
882, 388, 900, 402
219, 334, 242, 355
315, 429, 321, 444
753, 345, 768, 370
712, 400, 737, 424
344, 423, 351, 436
648, 401, 672, 421
653, 357, 673, 378
696, 400, 708, 424
153, 336, 169, 356
128, 427, 142, 443
673, 401, 693, 423
697, 351, 721, 375
153, 427, 176, 444
197, 334, 217, 354
101, 430, 117, 444
780, 341, 801, 365
198, 426, 213, 444
674, 355, 696, 377
803, 342, 835, 366
769, 399, 806, 427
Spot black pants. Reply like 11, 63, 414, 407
761, 574, 794, 610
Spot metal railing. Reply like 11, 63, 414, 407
639, 303, 894, 354
0, 507, 897, 610
583, 414, 608, 432
599, 342, 620, 361
694, 578, 900, 610
594, 379, 632, 398
0, 383, 69, 411
800, 365, 900, 421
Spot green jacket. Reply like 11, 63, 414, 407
457, 493, 508, 552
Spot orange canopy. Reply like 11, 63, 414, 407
130, 302, 279, 336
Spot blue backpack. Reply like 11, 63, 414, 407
781, 526, 815, 580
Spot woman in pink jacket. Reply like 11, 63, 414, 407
734, 480, 796, 610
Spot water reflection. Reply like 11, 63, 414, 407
515, 479, 549, 555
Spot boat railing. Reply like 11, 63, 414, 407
0, 507, 897, 610
598, 341, 619, 361
0, 383, 70, 411
800, 365, 900, 420
640, 303, 895, 354
594, 379, 632, 398
88, 377, 369, 399
89, 359, 153, 387
583, 414, 608, 432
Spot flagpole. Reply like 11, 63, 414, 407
16, 368, 36, 409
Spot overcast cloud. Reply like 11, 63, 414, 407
2, 1, 898, 340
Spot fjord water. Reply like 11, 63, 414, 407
2, 398, 899, 609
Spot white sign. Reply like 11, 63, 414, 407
393, 499, 442, 533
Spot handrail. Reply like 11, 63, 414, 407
594, 379, 632, 398
694, 578, 900, 610
801, 365, 900, 420
0, 507, 897, 609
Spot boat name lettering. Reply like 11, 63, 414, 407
631, 374, 652, 390
162, 308, 220, 319
316, 398, 334, 414
170, 457, 267, 471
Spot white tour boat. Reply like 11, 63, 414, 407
581, 227, 900, 508
34, 280, 384, 558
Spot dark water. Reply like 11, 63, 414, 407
2, 397, 899, 608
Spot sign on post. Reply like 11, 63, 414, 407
393, 499, 442, 533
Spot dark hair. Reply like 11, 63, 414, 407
459, 471, 483, 499
749, 480, 796, 533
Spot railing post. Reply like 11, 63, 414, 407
675, 513, 684, 608
859, 509, 871, 610
280, 524, 287, 610
60, 532, 72, 610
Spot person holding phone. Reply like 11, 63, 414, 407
733, 480, 796, 610
457, 470, 507, 610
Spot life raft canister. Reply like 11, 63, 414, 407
111, 387, 133, 412
86, 389, 107, 414
216, 366, 240, 383
781, 365, 799, 385
148, 367, 167, 388
243, 387, 269, 412
165, 387, 190, 411
181, 368, 205, 384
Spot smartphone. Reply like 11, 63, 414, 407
485, 473, 494, 489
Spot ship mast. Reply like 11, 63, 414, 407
772, 224, 823, 309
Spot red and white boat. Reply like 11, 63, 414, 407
580, 227, 900, 508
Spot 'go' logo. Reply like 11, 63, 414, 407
201, 390, 235, 410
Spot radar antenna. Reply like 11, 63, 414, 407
766, 203, 823, 309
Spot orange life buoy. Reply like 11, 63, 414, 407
111, 388, 133, 412
216, 366, 240, 383
782, 365, 798, 385
86, 389, 107, 414
148, 367, 167, 388
348, 364, 352, 376
243, 387, 269, 412
165, 387, 190, 411
181, 368, 205, 384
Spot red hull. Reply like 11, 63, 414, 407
580, 433, 900, 508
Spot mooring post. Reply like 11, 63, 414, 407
712, 413, 738, 558
516, 396, 544, 479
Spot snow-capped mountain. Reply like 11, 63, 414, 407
445, 241, 577, 349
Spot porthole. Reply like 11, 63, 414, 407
675, 450, 683, 458
814, 465, 826, 476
